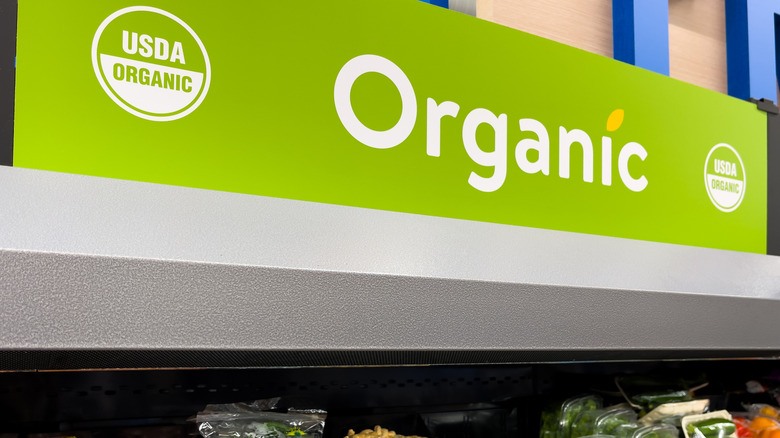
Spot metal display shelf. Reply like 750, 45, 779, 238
1, 165, 780, 370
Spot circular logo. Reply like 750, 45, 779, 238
704, 143, 746, 212
91, 6, 211, 121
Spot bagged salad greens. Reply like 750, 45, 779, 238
541, 404, 562, 438
540, 395, 604, 438
597, 409, 639, 436
562, 396, 605, 438
572, 409, 607, 438
571, 407, 639, 438
614, 423, 642, 438
196, 398, 326, 438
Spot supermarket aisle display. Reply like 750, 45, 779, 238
0, 361, 778, 437
541, 372, 780, 438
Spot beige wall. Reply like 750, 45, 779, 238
476, 0, 728, 95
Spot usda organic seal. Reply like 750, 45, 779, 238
91, 6, 210, 121
704, 143, 746, 212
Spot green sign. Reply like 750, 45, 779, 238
13, 0, 768, 253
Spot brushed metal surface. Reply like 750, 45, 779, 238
1, 167, 780, 359
1, 166, 779, 300
1, 248, 779, 352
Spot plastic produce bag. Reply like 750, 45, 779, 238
573, 408, 639, 438
571, 409, 606, 438
742, 414, 780, 438
196, 398, 326, 438
639, 400, 710, 427
562, 396, 605, 438
596, 408, 639, 436
541, 405, 561, 438
613, 423, 641, 438
615, 376, 706, 417
540, 396, 604, 438
745, 405, 780, 422
682, 411, 737, 438
632, 424, 679, 438
345, 425, 426, 438
732, 416, 754, 438
633, 391, 693, 415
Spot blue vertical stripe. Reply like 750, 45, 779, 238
726, 0, 780, 101
612, 0, 669, 76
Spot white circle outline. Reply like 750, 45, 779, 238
91, 6, 211, 122
334, 54, 417, 149
704, 143, 746, 213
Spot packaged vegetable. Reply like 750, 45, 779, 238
345, 426, 425, 438
596, 409, 639, 436
632, 424, 679, 438
614, 423, 641, 438
196, 398, 326, 438
746, 405, 780, 422
733, 417, 754, 438
749, 417, 780, 434
740, 415, 780, 438
572, 409, 606, 438
572, 407, 639, 438
687, 419, 735, 438
541, 405, 562, 438
561, 396, 604, 438
682, 411, 737, 438
633, 391, 693, 415
756, 429, 780, 438
639, 400, 710, 426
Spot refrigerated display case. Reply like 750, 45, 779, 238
1, 164, 780, 436
2, 0, 780, 436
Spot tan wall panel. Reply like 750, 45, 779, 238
669, 0, 725, 41
477, 0, 729, 95
477, 0, 613, 58
669, 24, 728, 94
669, 0, 728, 94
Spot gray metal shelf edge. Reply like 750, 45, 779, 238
1, 166, 780, 362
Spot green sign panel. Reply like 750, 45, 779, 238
13, 0, 767, 253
